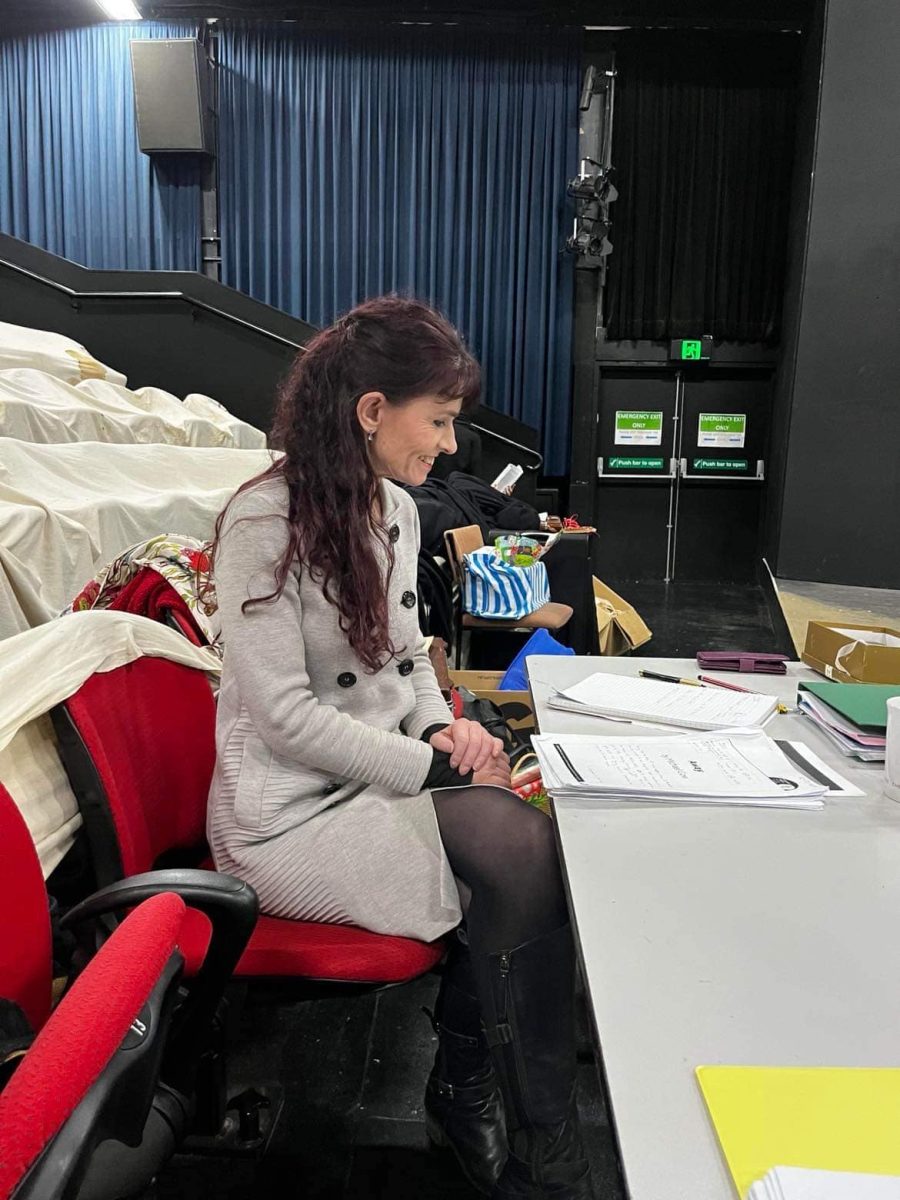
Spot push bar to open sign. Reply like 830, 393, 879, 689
598, 458, 765, 481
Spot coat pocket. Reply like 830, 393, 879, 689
234, 736, 273, 830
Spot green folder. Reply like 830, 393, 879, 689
797, 681, 900, 731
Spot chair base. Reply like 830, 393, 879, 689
181, 1084, 284, 1159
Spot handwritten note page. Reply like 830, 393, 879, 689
556, 673, 777, 729
532, 732, 826, 804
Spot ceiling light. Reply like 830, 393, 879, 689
95, 0, 143, 19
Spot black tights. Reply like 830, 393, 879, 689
430, 786, 568, 960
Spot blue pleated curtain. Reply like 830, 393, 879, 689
0, 22, 201, 271
218, 25, 580, 473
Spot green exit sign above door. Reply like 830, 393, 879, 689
668, 336, 713, 362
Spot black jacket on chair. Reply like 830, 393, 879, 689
402, 472, 541, 558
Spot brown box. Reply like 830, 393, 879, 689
448, 670, 535, 732
801, 620, 900, 684
593, 578, 653, 656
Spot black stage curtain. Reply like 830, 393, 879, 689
605, 31, 799, 344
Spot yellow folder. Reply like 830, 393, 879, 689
696, 1066, 900, 1198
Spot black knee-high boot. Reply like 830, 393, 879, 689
425, 937, 507, 1194
477, 922, 594, 1199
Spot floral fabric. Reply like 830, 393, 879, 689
68, 534, 220, 649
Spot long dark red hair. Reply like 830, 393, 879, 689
212, 296, 481, 671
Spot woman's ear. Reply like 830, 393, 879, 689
356, 391, 387, 438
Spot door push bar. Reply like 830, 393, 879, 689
597, 457, 679, 481
678, 458, 765, 482
597, 458, 765, 482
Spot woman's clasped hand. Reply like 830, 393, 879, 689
428, 718, 511, 785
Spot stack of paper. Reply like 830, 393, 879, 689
797, 682, 896, 762
548, 672, 778, 729
749, 1167, 900, 1200
531, 730, 826, 808
696, 1065, 900, 1198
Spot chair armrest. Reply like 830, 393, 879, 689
62, 869, 259, 1085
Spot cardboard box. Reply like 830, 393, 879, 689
448, 670, 535, 732
801, 621, 900, 684
592, 578, 653, 656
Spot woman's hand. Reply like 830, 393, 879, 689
429, 718, 505, 775
473, 753, 512, 788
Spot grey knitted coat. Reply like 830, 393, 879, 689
207, 475, 462, 940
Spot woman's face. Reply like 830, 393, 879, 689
360, 393, 462, 485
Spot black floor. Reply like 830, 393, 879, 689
604, 578, 794, 659
155, 973, 624, 1199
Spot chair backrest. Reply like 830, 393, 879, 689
443, 525, 485, 584
0, 785, 52, 1034
0, 891, 186, 1200
57, 658, 216, 880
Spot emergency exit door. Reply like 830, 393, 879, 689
593, 365, 772, 582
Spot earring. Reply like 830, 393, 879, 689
367, 430, 375, 443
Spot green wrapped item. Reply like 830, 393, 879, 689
493, 534, 540, 567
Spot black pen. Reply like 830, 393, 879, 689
638, 669, 703, 687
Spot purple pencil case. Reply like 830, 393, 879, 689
696, 651, 789, 675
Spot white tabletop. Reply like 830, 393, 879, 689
526, 655, 900, 1200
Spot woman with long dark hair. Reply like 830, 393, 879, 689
207, 297, 593, 1199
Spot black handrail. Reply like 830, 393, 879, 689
463, 420, 543, 471
0, 257, 301, 351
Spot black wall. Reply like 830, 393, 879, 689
770, 0, 900, 588
0, 236, 313, 430
0, 234, 541, 499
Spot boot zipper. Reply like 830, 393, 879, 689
497, 952, 532, 1141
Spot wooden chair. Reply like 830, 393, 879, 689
443, 525, 573, 668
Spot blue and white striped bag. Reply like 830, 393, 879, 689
462, 548, 550, 619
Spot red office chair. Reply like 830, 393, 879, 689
51, 656, 445, 986
0, 784, 256, 1200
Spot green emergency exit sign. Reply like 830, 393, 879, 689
669, 336, 712, 362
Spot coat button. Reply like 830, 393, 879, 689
337, 672, 357, 688
389, 524, 400, 543
401, 590, 416, 609
397, 658, 414, 676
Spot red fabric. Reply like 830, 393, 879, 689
0, 893, 185, 1200
0, 786, 52, 1033
107, 568, 206, 645
177, 908, 444, 984
164, 607, 206, 646
64, 658, 216, 874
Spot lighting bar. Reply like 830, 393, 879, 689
95, 0, 143, 18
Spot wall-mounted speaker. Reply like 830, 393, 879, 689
130, 39, 213, 155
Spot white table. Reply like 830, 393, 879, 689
526, 655, 900, 1200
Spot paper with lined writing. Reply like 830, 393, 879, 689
533, 731, 824, 802
552, 672, 777, 730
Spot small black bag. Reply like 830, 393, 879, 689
457, 690, 533, 768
